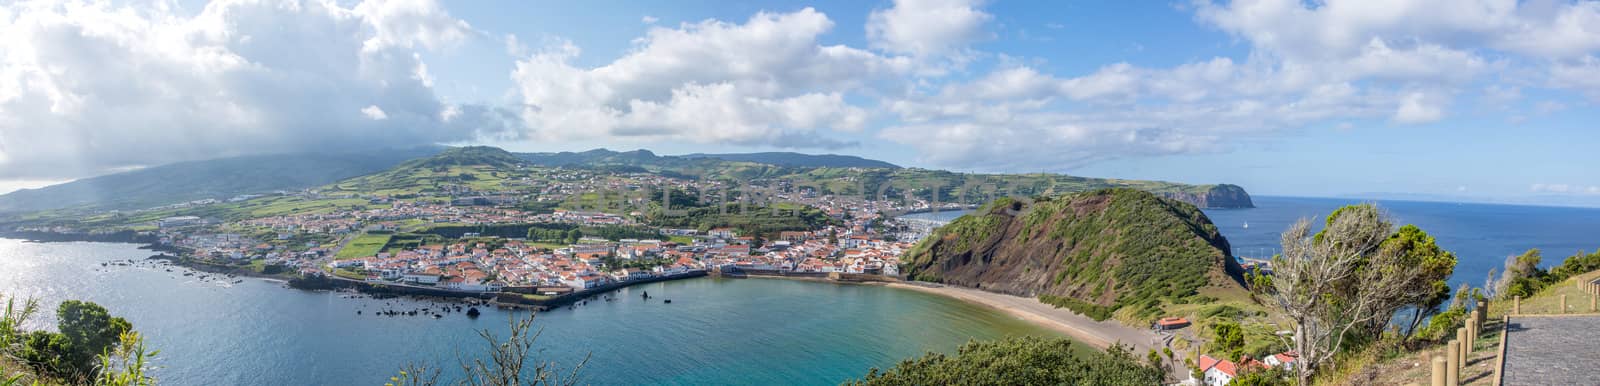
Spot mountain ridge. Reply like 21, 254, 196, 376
0, 147, 443, 214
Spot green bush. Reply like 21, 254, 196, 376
846, 337, 1161, 386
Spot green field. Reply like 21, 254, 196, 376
335, 233, 392, 260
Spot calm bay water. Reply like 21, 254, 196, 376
9, 196, 1597, 385
0, 239, 1056, 386
909, 196, 1600, 293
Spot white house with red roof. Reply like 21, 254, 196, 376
1262, 351, 1297, 370
1198, 355, 1267, 386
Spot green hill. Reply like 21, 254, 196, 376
0, 147, 441, 214
329, 146, 528, 194
902, 188, 1249, 322
518, 149, 1254, 209
679, 152, 900, 168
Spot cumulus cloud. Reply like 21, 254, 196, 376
866, 0, 992, 58
509, 8, 905, 148
6, 0, 1600, 180
0, 0, 510, 179
361, 105, 389, 120
1393, 92, 1444, 124
869, 0, 1600, 171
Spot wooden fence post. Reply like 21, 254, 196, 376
1447, 340, 1460, 386
1431, 355, 1447, 386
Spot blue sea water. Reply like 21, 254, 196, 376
6, 196, 1598, 385
0, 239, 1056, 386
1204, 196, 1600, 292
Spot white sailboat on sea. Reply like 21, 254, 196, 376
1243, 221, 1249, 229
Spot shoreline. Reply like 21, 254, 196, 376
881, 282, 1159, 353
5, 236, 1159, 354
723, 271, 1161, 355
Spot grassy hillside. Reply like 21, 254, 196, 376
902, 188, 1251, 323
519, 149, 1254, 209
329, 146, 529, 195
0, 147, 441, 214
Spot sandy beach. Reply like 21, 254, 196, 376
884, 282, 1162, 354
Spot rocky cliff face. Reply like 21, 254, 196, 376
1160, 184, 1254, 209
902, 188, 1248, 321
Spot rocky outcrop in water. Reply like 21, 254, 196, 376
1160, 184, 1254, 209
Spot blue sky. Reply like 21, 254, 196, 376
2, 0, 1599, 203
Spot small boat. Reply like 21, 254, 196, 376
663, 299, 672, 304
1243, 221, 1249, 229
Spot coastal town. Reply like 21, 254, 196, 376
13, 165, 965, 304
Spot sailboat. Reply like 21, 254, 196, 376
1242, 221, 1249, 229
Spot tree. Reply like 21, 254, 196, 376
56, 300, 132, 376
1265, 204, 1432, 385
846, 337, 1161, 386
1380, 225, 1457, 341
1494, 249, 1544, 299
1210, 322, 1246, 361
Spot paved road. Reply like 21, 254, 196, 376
1501, 315, 1600, 385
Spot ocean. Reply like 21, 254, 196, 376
6, 196, 1599, 384
0, 239, 1055, 385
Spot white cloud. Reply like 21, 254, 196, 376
866, 0, 1600, 171
361, 105, 389, 120
1393, 92, 1444, 124
353, 0, 477, 52
510, 8, 905, 148
641, 15, 658, 24
0, 0, 509, 179
867, 0, 992, 58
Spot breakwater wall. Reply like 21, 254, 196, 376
290, 275, 494, 300
725, 268, 900, 283
496, 271, 710, 308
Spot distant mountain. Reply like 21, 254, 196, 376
0, 147, 443, 214
517, 148, 1255, 209
515, 148, 666, 167
330, 146, 526, 193
401, 146, 523, 169
678, 152, 899, 168
901, 188, 1249, 322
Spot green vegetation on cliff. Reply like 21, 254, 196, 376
901, 188, 1249, 322
846, 336, 1161, 386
